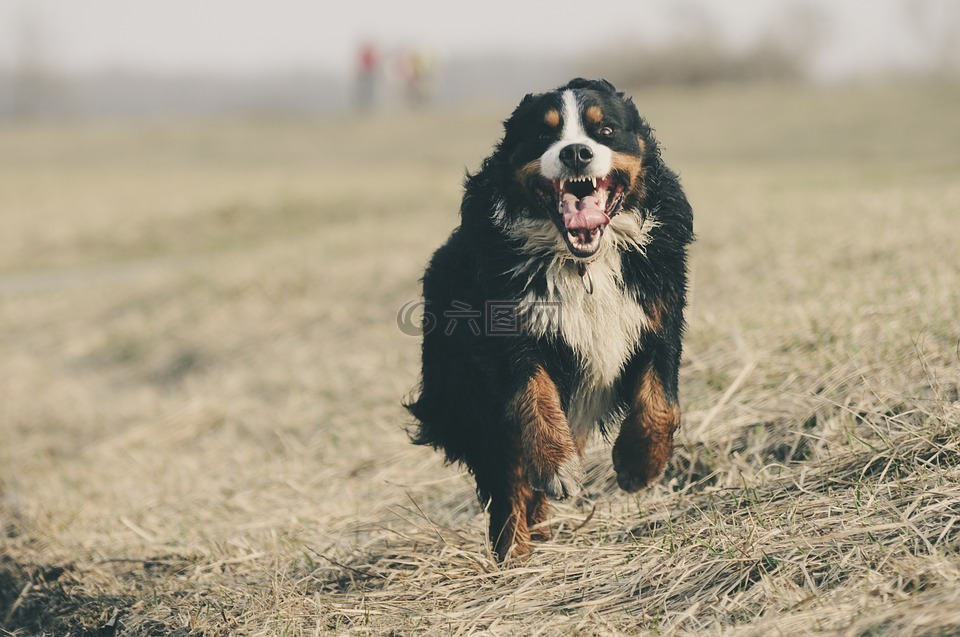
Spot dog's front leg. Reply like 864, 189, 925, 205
487, 366, 582, 561
515, 366, 583, 500
612, 362, 680, 492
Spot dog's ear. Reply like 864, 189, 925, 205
517, 92, 536, 107
502, 92, 541, 137
561, 78, 618, 94
509, 92, 538, 117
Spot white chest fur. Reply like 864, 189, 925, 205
519, 254, 648, 387
509, 213, 656, 435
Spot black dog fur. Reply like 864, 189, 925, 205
406, 78, 693, 560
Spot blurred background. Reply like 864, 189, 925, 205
1, 0, 959, 117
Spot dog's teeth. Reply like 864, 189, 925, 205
591, 177, 597, 188
559, 179, 566, 190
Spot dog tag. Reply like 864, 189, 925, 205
577, 262, 594, 295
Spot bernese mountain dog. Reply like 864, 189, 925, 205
406, 78, 693, 561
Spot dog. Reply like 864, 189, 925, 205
405, 78, 693, 561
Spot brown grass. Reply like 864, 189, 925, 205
1, 83, 959, 636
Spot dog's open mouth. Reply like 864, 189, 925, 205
553, 175, 626, 258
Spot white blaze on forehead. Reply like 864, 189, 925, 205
560, 90, 585, 141
540, 90, 612, 181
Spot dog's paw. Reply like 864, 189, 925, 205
612, 418, 677, 493
612, 443, 648, 493
529, 455, 584, 500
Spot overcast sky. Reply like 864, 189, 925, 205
0, 0, 956, 78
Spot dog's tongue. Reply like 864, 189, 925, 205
562, 193, 610, 231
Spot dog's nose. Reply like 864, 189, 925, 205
559, 143, 593, 172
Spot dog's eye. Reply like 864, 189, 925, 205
598, 126, 615, 137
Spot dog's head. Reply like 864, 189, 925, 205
492, 78, 653, 260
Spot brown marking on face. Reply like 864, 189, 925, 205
585, 105, 603, 125
544, 109, 560, 127
515, 158, 542, 186
515, 367, 578, 490
612, 366, 680, 492
637, 135, 647, 156
610, 150, 647, 202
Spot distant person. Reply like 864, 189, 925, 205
402, 48, 434, 107
355, 42, 379, 110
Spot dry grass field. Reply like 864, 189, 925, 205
1, 83, 959, 636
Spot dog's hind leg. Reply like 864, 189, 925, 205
526, 491, 552, 541
485, 462, 534, 562
486, 472, 558, 560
